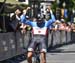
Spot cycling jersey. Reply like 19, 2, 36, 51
20, 13, 56, 52
20, 13, 56, 36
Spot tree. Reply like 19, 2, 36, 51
72, 0, 75, 9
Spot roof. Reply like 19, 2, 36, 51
0, 0, 29, 13
0, 0, 29, 5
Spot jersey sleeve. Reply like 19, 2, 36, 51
47, 13, 56, 26
20, 14, 32, 26
20, 14, 26, 23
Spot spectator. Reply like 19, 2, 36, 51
59, 19, 66, 31
45, 5, 56, 21
71, 23, 75, 32
20, 7, 31, 33
10, 9, 21, 31
65, 22, 71, 32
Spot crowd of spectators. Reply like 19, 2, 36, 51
3, 6, 75, 33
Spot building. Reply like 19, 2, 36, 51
29, 0, 55, 18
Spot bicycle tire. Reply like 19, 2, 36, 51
33, 55, 40, 63
36, 56, 40, 63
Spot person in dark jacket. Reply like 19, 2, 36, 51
10, 9, 21, 31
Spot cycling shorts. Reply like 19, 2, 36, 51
28, 35, 47, 53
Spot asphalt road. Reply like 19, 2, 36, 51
20, 43, 75, 63
2, 43, 75, 63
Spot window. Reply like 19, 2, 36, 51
17, 0, 29, 4
18, 0, 25, 2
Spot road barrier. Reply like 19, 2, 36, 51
0, 30, 74, 61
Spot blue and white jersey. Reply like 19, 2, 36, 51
20, 14, 56, 35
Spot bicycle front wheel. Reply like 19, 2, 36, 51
32, 55, 40, 63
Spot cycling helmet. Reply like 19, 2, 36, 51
37, 14, 43, 23
36, 14, 45, 27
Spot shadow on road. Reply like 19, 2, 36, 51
47, 42, 75, 53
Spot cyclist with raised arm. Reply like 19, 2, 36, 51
20, 7, 56, 63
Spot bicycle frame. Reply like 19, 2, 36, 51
32, 45, 40, 63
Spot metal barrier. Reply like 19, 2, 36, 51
0, 30, 75, 61
60, 31, 66, 44
0, 33, 16, 61
71, 32, 75, 42
66, 31, 71, 43
52, 31, 61, 46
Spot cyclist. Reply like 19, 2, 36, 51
20, 7, 56, 63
